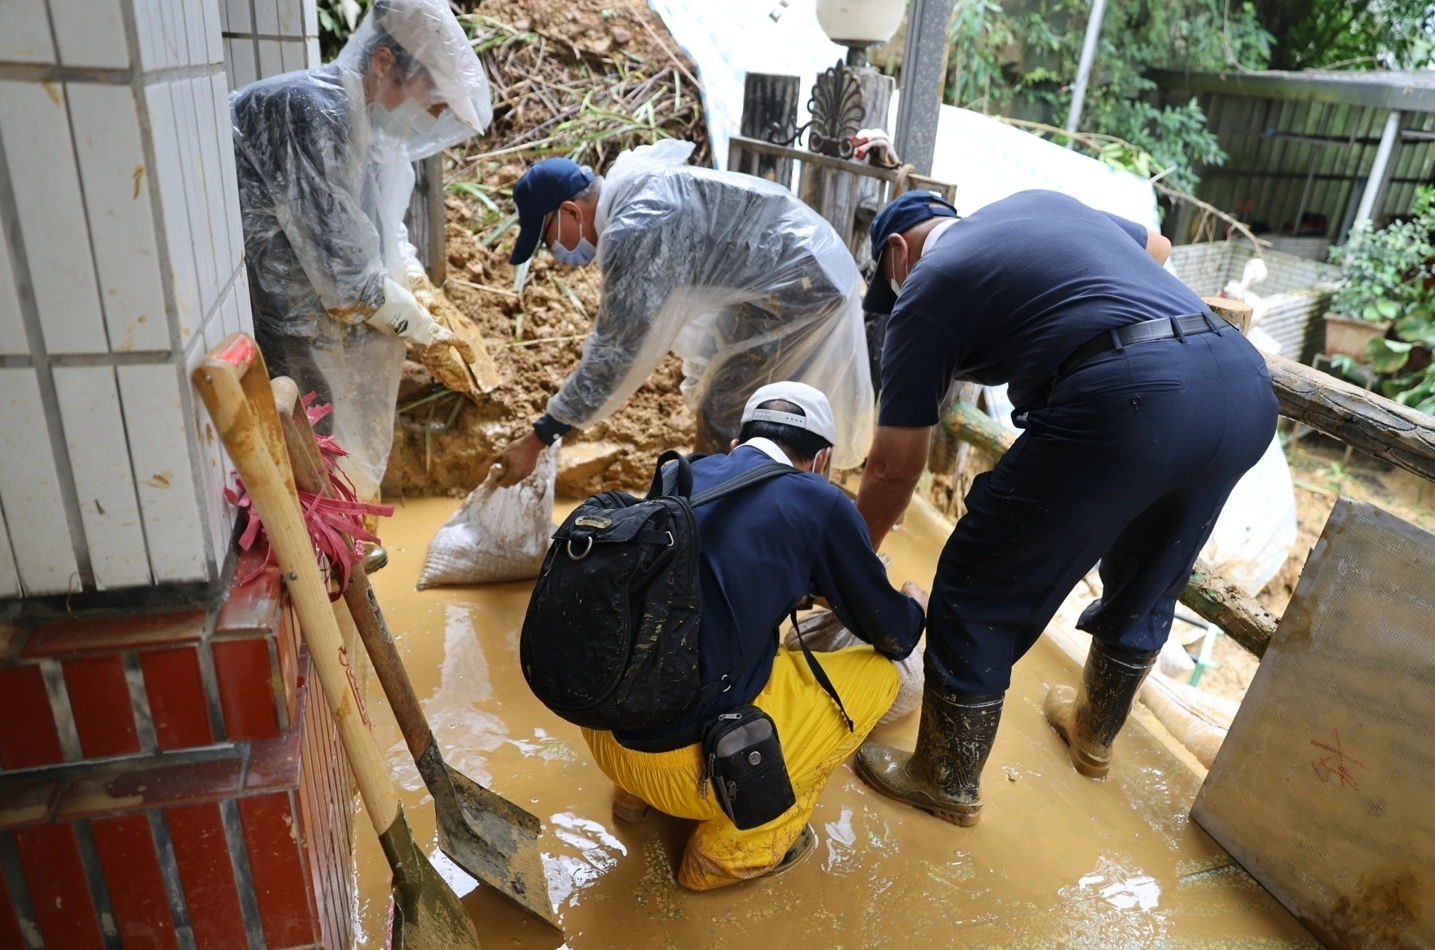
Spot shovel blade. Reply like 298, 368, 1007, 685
380, 808, 482, 950
437, 767, 561, 930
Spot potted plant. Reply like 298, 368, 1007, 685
1326, 189, 1435, 360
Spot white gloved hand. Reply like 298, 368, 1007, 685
368, 276, 443, 342
852, 128, 899, 167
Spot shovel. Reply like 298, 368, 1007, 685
192, 334, 482, 950
270, 376, 560, 930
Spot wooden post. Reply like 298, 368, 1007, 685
848, 63, 896, 261
406, 154, 447, 284
1265, 351, 1435, 483
1184, 561, 1278, 658
738, 73, 801, 184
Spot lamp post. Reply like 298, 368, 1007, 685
892, 0, 956, 175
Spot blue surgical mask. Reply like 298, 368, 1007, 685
550, 214, 597, 267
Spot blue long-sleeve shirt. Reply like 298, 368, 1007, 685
615, 444, 925, 742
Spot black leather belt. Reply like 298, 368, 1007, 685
1053, 312, 1222, 388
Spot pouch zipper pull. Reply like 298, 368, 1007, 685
699, 753, 714, 798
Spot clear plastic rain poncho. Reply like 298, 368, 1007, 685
549, 140, 874, 468
231, 0, 490, 499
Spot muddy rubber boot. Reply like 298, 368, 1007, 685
360, 542, 388, 574
1044, 639, 1160, 779
765, 824, 816, 878
611, 787, 651, 822
854, 684, 1003, 826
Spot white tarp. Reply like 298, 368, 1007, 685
645, 0, 1159, 227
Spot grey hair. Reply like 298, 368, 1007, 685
573, 172, 602, 204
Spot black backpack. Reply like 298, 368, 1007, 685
520, 451, 799, 733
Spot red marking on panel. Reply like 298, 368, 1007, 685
212, 636, 282, 741
91, 813, 180, 950
13, 823, 104, 950
166, 803, 248, 950
1310, 730, 1368, 789
0, 665, 64, 769
239, 793, 316, 948
23, 610, 206, 657
140, 646, 215, 750
63, 654, 141, 759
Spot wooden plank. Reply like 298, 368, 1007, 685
1192, 499, 1435, 949
729, 135, 957, 201
739, 73, 800, 185
1183, 561, 1277, 658
1265, 350, 1435, 483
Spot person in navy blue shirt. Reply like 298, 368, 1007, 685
852, 190, 1277, 826
579, 381, 926, 891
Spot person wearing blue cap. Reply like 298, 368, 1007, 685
850, 189, 1278, 825
493, 140, 874, 486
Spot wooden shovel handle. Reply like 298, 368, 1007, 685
193, 333, 400, 836
271, 377, 443, 774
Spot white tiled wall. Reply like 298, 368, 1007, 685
220, 0, 320, 93
0, 0, 253, 596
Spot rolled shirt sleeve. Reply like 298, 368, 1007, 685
810, 493, 925, 659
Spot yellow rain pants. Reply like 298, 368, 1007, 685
582, 644, 899, 890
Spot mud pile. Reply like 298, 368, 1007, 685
382, 0, 705, 500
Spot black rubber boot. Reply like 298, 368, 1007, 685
854, 681, 1003, 826
1044, 639, 1160, 778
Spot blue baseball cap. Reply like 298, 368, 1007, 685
862, 191, 960, 314
508, 158, 596, 265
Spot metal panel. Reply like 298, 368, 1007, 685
1193, 499, 1435, 949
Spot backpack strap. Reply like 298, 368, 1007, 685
790, 610, 855, 732
689, 461, 797, 507
647, 450, 693, 499
694, 635, 772, 707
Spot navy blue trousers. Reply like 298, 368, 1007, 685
928, 325, 1279, 694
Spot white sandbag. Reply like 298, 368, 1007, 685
786, 609, 925, 726
417, 443, 558, 588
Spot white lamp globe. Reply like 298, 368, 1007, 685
815, 0, 905, 46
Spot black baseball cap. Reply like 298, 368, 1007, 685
508, 158, 596, 265
862, 191, 960, 315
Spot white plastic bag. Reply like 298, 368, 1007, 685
417, 443, 558, 588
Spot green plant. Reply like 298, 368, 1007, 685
1329, 186, 1435, 324
942, 0, 1272, 194
318, 0, 369, 61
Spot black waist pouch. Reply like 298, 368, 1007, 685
700, 705, 796, 830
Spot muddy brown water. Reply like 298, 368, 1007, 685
354, 498, 1318, 949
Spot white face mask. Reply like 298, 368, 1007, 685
373, 98, 438, 141
550, 213, 597, 267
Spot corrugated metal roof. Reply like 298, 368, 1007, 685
1151, 69, 1435, 113
1153, 71, 1435, 247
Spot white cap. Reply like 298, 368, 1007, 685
740, 381, 837, 445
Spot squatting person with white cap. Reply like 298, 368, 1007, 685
230, 0, 491, 565
577, 381, 925, 890
494, 139, 875, 486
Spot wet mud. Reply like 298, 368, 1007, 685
352, 498, 1319, 949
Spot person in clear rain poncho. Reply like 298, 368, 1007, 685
496, 140, 875, 485
231, 0, 492, 550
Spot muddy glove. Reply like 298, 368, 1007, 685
367, 277, 475, 361
852, 128, 900, 168
403, 256, 429, 291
